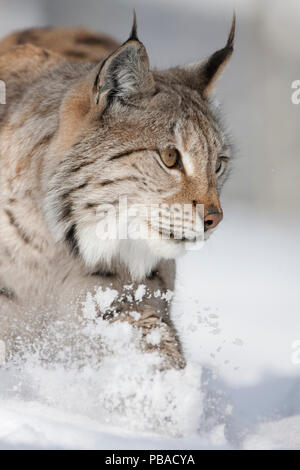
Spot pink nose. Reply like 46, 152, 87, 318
204, 211, 223, 231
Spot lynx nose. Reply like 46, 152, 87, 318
204, 210, 223, 231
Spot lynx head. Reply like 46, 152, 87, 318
45, 14, 235, 281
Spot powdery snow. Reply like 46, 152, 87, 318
0, 203, 299, 449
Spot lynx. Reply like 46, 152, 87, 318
0, 15, 235, 368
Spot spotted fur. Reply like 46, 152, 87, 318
0, 17, 235, 366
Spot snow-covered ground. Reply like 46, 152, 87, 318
0, 202, 299, 450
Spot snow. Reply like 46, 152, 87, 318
134, 284, 146, 302
0, 203, 299, 449
94, 286, 119, 313
243, 416, 300, 450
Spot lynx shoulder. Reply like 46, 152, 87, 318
0, 17, 235, 365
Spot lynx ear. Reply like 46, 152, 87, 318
92, 14, 155, 109
175, 14, 235, 98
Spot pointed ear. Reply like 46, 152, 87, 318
92, 14, 155, 110
201, 13, 235, 96
172, 14, 235, 98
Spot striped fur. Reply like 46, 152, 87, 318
0, 18, 234, 366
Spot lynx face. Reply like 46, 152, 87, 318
45, 17, 235, 280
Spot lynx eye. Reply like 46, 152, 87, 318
215, 161, 223, 174
160, 148, 181, 169
215, 157, 229, 176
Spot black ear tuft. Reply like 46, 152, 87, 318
226, 11, 236, 48
202, 12, 235, 94
92, 13, 155, 110
128, 10, 138, 41
226, 12, 236, 49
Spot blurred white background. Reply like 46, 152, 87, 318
0, 0, 299, 450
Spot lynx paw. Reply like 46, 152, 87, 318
103, 304, 186, 370
134, 305, 186, 370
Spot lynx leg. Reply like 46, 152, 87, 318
111, 305, 186, 370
